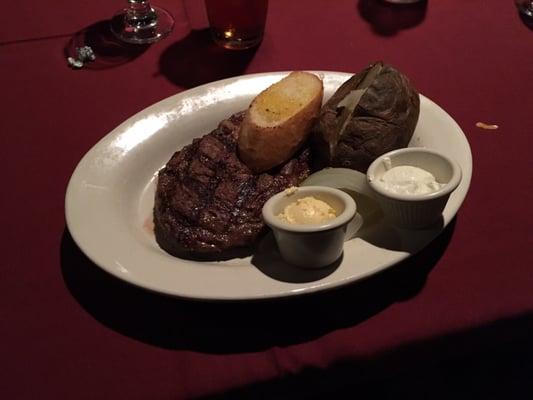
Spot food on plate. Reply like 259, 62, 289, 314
154, 64, 422, 257
475, 121, 499, 130
311, 61, 420, 172
277, 194, 337, 225
373, 158, 444, 195
153, 112, 312, 255
238, 71, 323, 173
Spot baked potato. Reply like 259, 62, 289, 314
312, 61, 420, 172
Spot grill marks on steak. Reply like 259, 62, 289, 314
154, 112, 312, 255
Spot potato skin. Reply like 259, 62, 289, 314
312, 63, 420, 173
238, 84, 323, 173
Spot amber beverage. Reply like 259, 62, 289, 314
205, 0, 269, 50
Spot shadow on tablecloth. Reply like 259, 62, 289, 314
60, 219, 455, 353
158, 29, 258, 88
199, 313, 533, 399
64, 20, 150, 70
357, 0, 428, 37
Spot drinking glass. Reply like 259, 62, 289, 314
516, 0, 533, 18
111, 0, 174, 44
205, 0, 269, 50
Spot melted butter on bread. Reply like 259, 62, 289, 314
238, 72, 323, 172
253, 73, 321, 125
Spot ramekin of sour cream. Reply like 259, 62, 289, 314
367, 148, 462, 229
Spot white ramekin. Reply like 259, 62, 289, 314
367, 147, 462, 229
262, 186, 356, 268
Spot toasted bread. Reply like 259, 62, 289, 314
238, 71, 323, 173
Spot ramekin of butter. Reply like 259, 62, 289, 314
262, 186, 356, 268
367, 147, 462, 229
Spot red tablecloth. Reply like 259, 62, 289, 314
2, 1, 532, 398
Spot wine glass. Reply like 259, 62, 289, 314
111, 0, 174, 44
516, 0, 533, 18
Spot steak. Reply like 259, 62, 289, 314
154, 112, 312, 255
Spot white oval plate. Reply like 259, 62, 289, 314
65, 72, 472, 301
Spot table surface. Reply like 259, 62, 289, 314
2, 0, 532, 398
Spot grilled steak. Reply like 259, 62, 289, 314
154, 112, 312, 255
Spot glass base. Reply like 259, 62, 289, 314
111, 6, 174, 44
212, 37, 263, 50
210, 30, 263, 50
516, 0, 533, 17
383, 0, 423, 3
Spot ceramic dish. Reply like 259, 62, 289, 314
367, 147, 463, 229
65, 71, 472, 300
262, 186, 357, 268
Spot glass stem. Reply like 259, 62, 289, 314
126, 0, 158, 28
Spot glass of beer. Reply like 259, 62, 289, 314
205, 0, 269, 50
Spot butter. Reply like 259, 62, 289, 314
277, 196, 337, 225
283, 186, 298, 195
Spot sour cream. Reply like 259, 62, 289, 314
277, 196, 337, 225
376, 163, 444, 195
